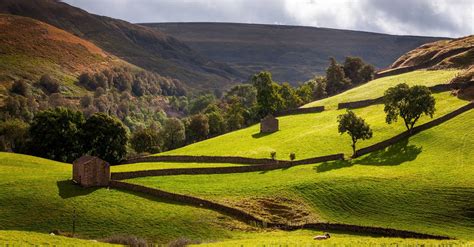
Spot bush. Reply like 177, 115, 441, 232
102, 235, 147, 247
10, 80, 30, 96
168, 237, 200, 247
289, 152, 296, 161
131, 128, 162, 154
38, 74, 60, 94
270, 151, 277, 160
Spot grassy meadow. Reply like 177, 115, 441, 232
129, 110, 474, 239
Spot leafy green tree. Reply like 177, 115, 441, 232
326, 58, 350, 95
163, 118, 186, 150
81, 113, 128, 164
29, 108, 84, 162
190, 94, 216, 114
207, 111, 226, 136
360, 64, 375, 83
337, 110, 373, 155
280, 82, 303, 109
343, 57, 365, 84
384, 83, 435, 132
187, 114, 209, 142
252, 71, 283, 117
130, 128, 162, 154
0, 119, 29, 152
225, 97, 245, 131
224, 84, 257, 108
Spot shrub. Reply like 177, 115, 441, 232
10, 80, 30, 96
131, 128, 163, 154
38, 74, 60, 94
289, 152, 296, 161
270, 151, 277, 160
168, 237, 201, 247
102, 235, 147, 247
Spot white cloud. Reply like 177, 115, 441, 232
63, 0, 473, 37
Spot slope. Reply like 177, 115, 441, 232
128, 98, 474, 239
145, 22, 443, 83
155, 70, 464, 159
0, 14, 126, 94
0, 152, 248, 243
390, 35, 474, 70
0, 0, 242, 91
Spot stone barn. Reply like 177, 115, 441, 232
260, 114, 279, 133
72, 156, 110, 187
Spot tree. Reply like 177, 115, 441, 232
207, 111, 226, 136
81, 113, 128, 164
225, 97, 245, 131
163, 118, 186, 150
10, 80, 30, 96
343, 57, 364, 84
187, 114, 209, 142
0, 119, 29, 152
337, 110, 373, 156
326, 58, 350, 95
252, 71, 283, 117
384, 83, 435, 132
224, 84, 257, 108
360, 64, 375, 83
29, 108, 84, 162
131, 128, 162, 154
280, 82, 303, 109
189, 94, 215, 114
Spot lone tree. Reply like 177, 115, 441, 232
252, 71, 282, 117
337, 110, 373, 156
383, 83, 435, 132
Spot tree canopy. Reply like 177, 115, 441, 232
337, 110, 373, 155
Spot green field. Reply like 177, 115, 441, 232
303, 70, 460, 109
0, 152, 252, 244
129, 109, 474, 239
1, 69, 473, 245
157, 90, 468, 160
0, 230, 116, 246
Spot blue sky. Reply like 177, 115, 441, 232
63, 0, 473, 37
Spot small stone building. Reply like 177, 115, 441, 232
260, 114, 279, 133
72, 155, 110, 187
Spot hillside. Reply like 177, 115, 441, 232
390, 35, 474, 70
144, 22, 443, 83
0, 14, 125, 91
0, 0, 242, 91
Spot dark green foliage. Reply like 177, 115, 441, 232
38, 74, 60, 94
29, 108, 84, 162
280, 82, 303, 109
130, 128, 162, 154
187, 114, 209, 142
384, 83, 436, 132
190, 94, 215, 114
10, 80, 30, 96
81, 113, 128, 164
338, 110, 373, 155
290, 152, 296, 161
0, 119, 29, 152
207, 111, 226, 136
360, 64, 375, 82
270, 151, 277, 160
224, 84, 257, 108
252, 71, 283, 117
225, 97, 245, 131
163, 118, 186, 150
343, 57, 365, 84
326, 58, 350, 95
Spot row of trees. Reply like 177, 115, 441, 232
1, 108, 127, 163
338, 83, 436, 155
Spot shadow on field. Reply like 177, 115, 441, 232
251, 132, 273, 139
315, 139, 422, 173
57, 180, 100, 199
356, 139, 422, 166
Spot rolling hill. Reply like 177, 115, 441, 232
390, 35, 474, 70
144, 22, 444, 83
0, 14, 127, 94
0, 0, 243, 91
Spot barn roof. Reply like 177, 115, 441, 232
73, 155, 109, 166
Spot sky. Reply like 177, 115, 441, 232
63, 0, 473, 38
